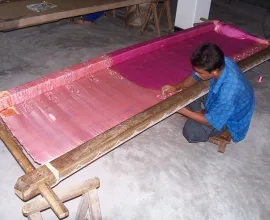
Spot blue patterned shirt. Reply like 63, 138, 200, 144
192, 57, 255, 142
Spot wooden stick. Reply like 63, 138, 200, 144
88, 189, 102, 220
218, 142, 227, 153
200, 17, 210, 22
75, 193, 89, 220
23, 178, 100, 217
76, 189, 102, 220
112, 9, 116, 18
158, 4, 166, 21
151, 3, 161, 37
164, 0, 173, 31
140, 4, 153, 34
38, 184, 69, 219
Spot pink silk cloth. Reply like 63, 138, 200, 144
0, 22, 268, 164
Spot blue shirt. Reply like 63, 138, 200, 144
192, 57, 255, 142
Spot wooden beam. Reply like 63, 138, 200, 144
200, 17, 210, 23
13, 45, 270, 201
38, 184, 69, 219
23, 178, 100, 217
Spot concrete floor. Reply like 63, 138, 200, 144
0, 0, 270, 219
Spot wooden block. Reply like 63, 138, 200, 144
38, 184, 69, 219
209, 130, 231, 153
28, 212, 43, 220
23, 178, 100, 217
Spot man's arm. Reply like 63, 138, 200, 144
175, 75, 198, 90
179, 107, 210, 125
162, 75, 198, 95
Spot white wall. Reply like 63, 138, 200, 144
175, 0, 211, 29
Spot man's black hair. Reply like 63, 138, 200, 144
191, 43, 225, 72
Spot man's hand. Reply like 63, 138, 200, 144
178, 107, 210, 125
178, 107, 188, 115
161, 85, 177, 96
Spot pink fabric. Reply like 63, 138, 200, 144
1, 22, 268, 164
111, 25, 267, 90
4, 69, 160, 163
213, 20, 269, 45
0, 56, 112, 111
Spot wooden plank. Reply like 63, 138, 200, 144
13, 46, 270, 201
23, 178, 100, 217
0, 0, 166, 31
38, 183, 69, 219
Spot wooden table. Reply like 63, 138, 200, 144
0, 0, 172, 34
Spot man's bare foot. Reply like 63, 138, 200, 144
75, 18, 94, 25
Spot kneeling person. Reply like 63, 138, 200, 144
161, 43, 255, 143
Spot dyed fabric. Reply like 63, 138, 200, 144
0, 21, 268, 164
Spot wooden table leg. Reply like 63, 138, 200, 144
218, 142, 227, 153
112, 9, 116, 18
88, 189, 102, 220
76, 189, 102, 220
151, 3, 161, 37
23, 178, 100, 217
164, 0, 173, 31
158, 4, 166, 21
38, 184, 69, 219
140, 5, 153, 35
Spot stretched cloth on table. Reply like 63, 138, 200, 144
0, 21, 268, 164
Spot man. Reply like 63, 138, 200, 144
161, 43, 255, 143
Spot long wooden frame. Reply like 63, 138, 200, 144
0, 20, 270, 218
0, 0, 173, 33
3, 45, 270, 198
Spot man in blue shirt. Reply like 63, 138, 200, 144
161, 43, 255, 143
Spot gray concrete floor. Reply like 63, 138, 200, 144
0, 0, 270, 219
